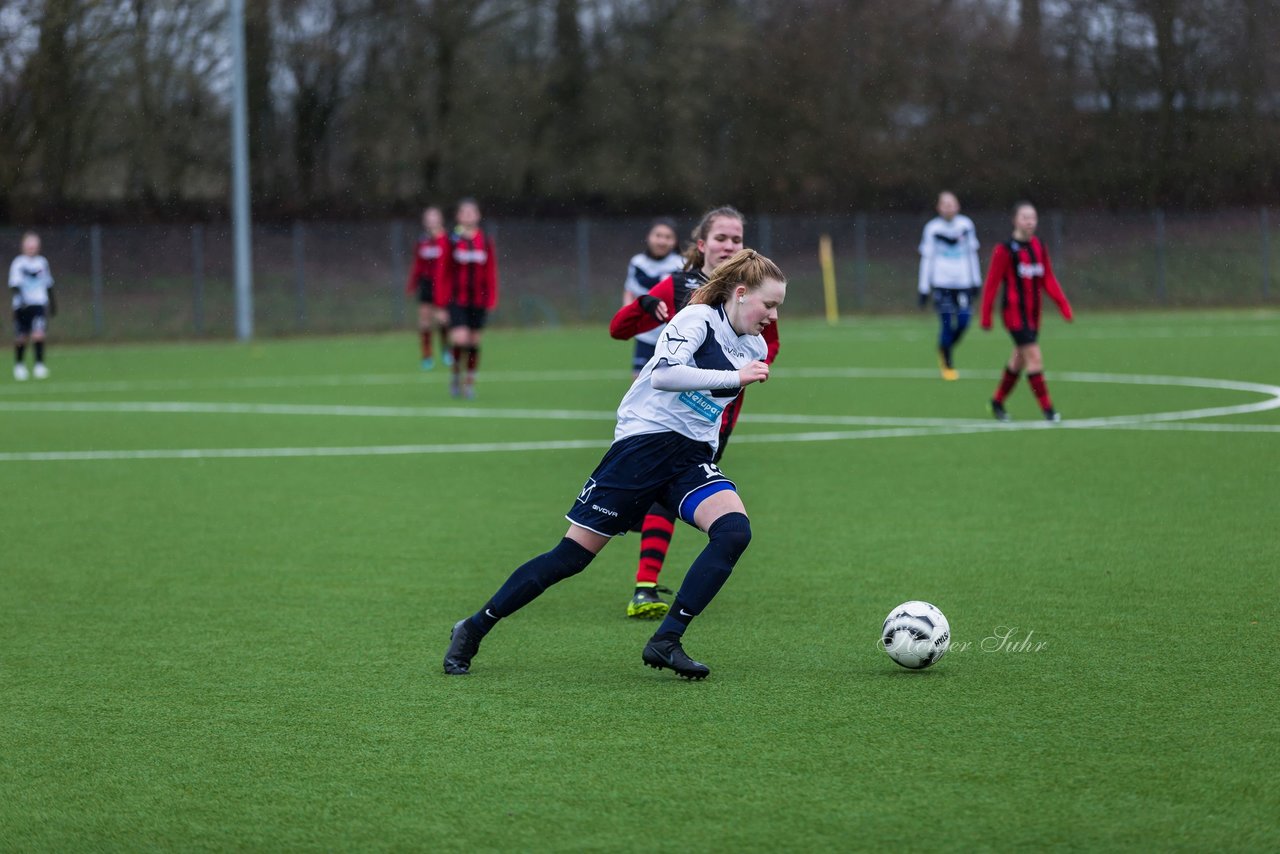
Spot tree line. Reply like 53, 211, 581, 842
1, 0, 1277, 223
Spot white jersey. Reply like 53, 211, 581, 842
9, 254, 54, 309
624, 251, 685, 345
615, 303, 767, 454
918, 215, 981, 293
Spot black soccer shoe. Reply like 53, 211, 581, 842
1043, 407, 1062, 423
642, 635, 710, 680
443, 619, 482, 675
990, 399, 1011, 422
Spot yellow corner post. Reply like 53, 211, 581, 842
819, 233, 839, 325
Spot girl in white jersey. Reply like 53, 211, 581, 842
917, 191, 981, 380
9, 232, 56, 381
621, 218, 683, 376
444, 249, 785, 680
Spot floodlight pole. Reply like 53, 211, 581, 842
230, 0, 254, 340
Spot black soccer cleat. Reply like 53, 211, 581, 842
990, 399, 1011, 422
642, 635, 710, 680
443, 619, 482, 675
1043, 407, 1061, 423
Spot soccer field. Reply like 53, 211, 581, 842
2, 310, 1277, 851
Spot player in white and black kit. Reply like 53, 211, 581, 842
621, 218, 683, 375
918, 192, 981, 380
443, 249, 786, 680
9, 232, 57, 381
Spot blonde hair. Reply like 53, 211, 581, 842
683, 205, 745, 271
690, 248, 784, 307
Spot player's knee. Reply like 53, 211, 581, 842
549, 537, 596, 581
708, 512, 752, 563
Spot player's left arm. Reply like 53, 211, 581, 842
485, 236, 498, 310
1040, 244, 1072, 322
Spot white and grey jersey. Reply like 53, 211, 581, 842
918, 215, 981, 293
615, 303, 767, 454
9, 255, 54, 308
624, 251, 685, 345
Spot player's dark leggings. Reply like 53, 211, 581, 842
935, 289, 977, 367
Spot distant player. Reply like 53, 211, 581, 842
406, 206, 451, 370
9, 231, 57, 381
443, 249, 786, 680
918, 191, 981, 380
621, 218, 683, 377
980, 201, 1074, 422
437, 198, 499, 398
610, 206, 780, 620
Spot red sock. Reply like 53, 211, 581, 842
994, 368, 1020, 403
636, 513, 676, 585
1028, 372, 1052, 409
420, 330, 433, 358
451, 346, 464, 374
467, 346, 480, 372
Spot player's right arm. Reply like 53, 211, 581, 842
649, 307, 768, 391
917, 221, 934, 302
979, 245, 1007, 330
609, 276, 675, 340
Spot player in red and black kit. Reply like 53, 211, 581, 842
437, 198, 499, 399
406, 206, 450, 370
609, 206, 780, 619
980, 201, 1074, 422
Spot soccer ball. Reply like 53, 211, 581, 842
881, 601, 951, 670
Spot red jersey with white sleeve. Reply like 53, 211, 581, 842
405, 232, 448, 296
438, 228, 499, 310
980, 236, 1072, 333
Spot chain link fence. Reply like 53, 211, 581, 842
2, 209, 1275, 342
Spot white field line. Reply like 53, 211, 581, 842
0, 369, 1276, 462
3, 420, 1277, 463
3, 369, 1276, 427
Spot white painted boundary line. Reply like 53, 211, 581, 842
0, 369, 1275, 462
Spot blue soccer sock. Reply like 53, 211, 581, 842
653, 513, 752, 639
468, 537, 596, 636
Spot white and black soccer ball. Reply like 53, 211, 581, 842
881, 600, 951, 670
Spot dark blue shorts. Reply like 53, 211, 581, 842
632, 340, 656, 372
14, 306, 47, 337
932, 287, 979, 315
566, 432, 736, 537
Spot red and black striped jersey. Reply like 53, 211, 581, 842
980, 236, 1072, 332
405, 232, 448, 296
437, 228, 499, 309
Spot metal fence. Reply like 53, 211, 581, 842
2, 209, 1274, 342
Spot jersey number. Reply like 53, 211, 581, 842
699, 463, 723, 479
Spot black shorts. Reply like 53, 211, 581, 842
415, 279, 435, 304
632, 340, 656, 372
14, 305, 47, 337
448, 305, 488, 330
1009, 328, 1039, 346
566, 432, 737, 537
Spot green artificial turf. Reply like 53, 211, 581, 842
1, 310, 1277, 851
